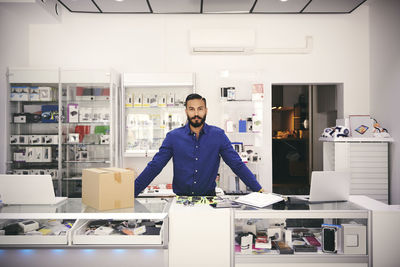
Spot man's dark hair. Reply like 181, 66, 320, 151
184, 93, 207, 107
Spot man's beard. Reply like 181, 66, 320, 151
188, 114, 206, 128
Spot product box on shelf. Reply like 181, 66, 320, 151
10, 86, 20, 101
82, 167, 135, 211
125, 93, 133, 107
13, 149, 26, 162
252, 84, 264, 101
13, 113, 27, 123
100, 135, 110, 144
10, 135, 18, 144
19, 87, 29, 101
158, 94, 167, 107
79, 107, 92, 122
29, 135, 44, 145
41, 105, 58, 123
44, 135, 58, 145
67, 103, 79, 123
167, 93, 174, 107
143, 94, 151, 107
134, 93, 143, 107
29, 87, 40, 101
39, 87, 54, 101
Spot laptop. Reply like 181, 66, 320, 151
295, 171, 351, 203
0, 175, 67, 205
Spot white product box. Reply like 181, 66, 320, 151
79, 107, 92, 122
167, 93, 174, 107
42, 147, 52, 162
29, 135, 43, 145
143, 94, 151, 107
158, 94, 167, 107
10, 135, 18, 144
100, 135, 110, 144
91, 109, 101, 122
19, 135, 29, 144
75, 151, 88, 161
33, 147, 43, 162
10, 87, 20, 101
125, 93, 133, 107
226, 120, 234, 132
68, 133, 80, 144
26, 147, 35, 162
14, 150, 27, 162
100, 108, 110, 122
14, 114, 27, 123
68, 103, 79, 123
150, 94, 158, 107
39, 87, 53, 101
134, 93, 143, 107
252, 84, 264, 101
44, 135, 58, 145
342, 224, 366, 254
29, 87, 40, 101
174, 93, 185, 106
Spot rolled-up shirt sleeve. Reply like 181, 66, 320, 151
134, 133, 173, 196
219, 132, 262, 192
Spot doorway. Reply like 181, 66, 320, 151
271, 84, 341, 195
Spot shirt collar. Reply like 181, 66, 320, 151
185, 123, 208, 135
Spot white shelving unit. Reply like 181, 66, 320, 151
6, 67, 119, 197
121, 73, 195, 162
320, 137, 393, 203
217, 71, 268, 193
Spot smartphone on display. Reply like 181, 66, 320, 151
322, 227, 337, 253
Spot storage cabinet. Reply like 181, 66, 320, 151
321, 138, 393, 203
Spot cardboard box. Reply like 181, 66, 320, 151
82, 167, 135, 211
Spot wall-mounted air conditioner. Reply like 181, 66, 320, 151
189, 29, 256, 54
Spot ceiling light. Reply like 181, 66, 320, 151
115, 0, 125, 2
280, 0, 288, 2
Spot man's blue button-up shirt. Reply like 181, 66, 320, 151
134, 123, 262, 196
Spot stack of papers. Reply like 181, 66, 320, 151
235, 192, 284, 208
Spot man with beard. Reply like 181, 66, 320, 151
134, 93, 264, 196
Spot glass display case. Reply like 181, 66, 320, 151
6, 67, 118, 198
0, 198, 170, 247
122, 73, 195, 158
233, 199, 370, 267
60, 68, 118, 198
7, 68, 61, 195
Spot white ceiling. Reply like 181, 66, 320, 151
58, 0, 368, 14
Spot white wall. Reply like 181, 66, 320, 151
0, 4, 371, 191
369, 0, 400, 204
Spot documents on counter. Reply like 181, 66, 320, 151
234, 192, 284, 208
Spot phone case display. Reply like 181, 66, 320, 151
7, 68, 61, 195
218, 72, 267, 194
60, 69, 117, 198
233, 201, 369, 266
122, 73, 195, 157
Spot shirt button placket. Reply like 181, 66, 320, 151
193, 138, 199, 193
